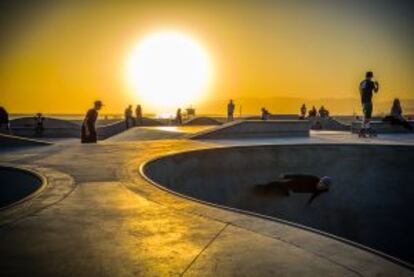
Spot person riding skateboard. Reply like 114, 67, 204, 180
359, 71, 379, 137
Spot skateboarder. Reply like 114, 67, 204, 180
81, 100, 103, 143
359, 71, 379, 137
253, 174, 332, 204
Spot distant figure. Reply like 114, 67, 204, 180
0, 106, 10, 133
227, 99, 235, 121
34, 113, 45, 137
253, 174, 332, 205
261, 107, 270, 120
176, 108, 182, 125
382, 98, 413, 131
359, 71, 379, 132
135, 104, 143, 126
319, 106, 328, 118
308, 106, 317, 117
124, 105, 133, 128
300, 104, 307, 119
81, 100, 103, 143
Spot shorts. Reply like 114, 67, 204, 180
362, 102, 373, 119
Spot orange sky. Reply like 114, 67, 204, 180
0, 1, 413, 115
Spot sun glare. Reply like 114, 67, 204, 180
126, 32, 212, 110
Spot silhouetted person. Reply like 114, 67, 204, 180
300, 104, 307, 119
135, 104, 143, 126
0, 106, 10, 133
382, 98, 413, 131
34, 113, 45, 137
124, 105, 133, 129
227, 99, 235, 121
319, 106, 328, 118
176, 108, 182, 125
81, 100, 103, 143
261, 107, 270, 120
253, 174, 332, 205
308, 106, 317, 117
359, 71, 379, 132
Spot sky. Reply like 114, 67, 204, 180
0, 0, 413, 115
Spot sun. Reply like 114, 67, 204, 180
126, 32, 212, 110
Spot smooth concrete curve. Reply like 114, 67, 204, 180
190, 120, 310, 140
0, 166, 44, 209
143, 144, 414, 268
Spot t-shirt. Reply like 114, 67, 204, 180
360, 79, 376, 104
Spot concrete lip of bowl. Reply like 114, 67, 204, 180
141, 143, 414, 270
0, 165, 47, 210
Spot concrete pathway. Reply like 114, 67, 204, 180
1, 128, 413, 276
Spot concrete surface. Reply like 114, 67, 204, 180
0, 166, 43, 208
310, 117, 350, 131
0, 128, 413, 276
351, 120, 414, 133
190, 120, 310, 140
183, 117, 221, 126
144, 144, 414, 266
0, 133, 52, 147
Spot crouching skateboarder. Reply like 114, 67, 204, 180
253, 174, 332, 205
359, 71, 379, 138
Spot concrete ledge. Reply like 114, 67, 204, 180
0, 133, 51, 147
351, 121, 414, 134
189, 120, 310, 140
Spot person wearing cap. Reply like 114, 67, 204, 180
81, 100, 103, 143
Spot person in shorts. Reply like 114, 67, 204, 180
359, 71, 379, 131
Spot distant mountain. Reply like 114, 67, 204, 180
197, 97, 414, 116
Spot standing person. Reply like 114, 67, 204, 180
309, 106, 317, 117
300, 104, 307, 119
124, 105, 133, 129
34, 113, 45, 137
359, 71, 379, 136
176, 108, 182, 125
227, 99, 235, 122
0, 106, 10, 133
135, 104, 143, 126
81, 100, 103, 143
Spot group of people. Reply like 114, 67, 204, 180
359, 71, 412, 134
300, 104, 330, 119
124, 104, 143, 129
0, 107, 45, 137
3, 70, 413, 144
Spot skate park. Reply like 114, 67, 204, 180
1, 118, 414, 276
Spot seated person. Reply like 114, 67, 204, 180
382, 98, 413, 131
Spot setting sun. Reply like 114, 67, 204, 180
126, 32, 212, 110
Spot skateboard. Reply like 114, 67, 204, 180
358, 128, 377, 138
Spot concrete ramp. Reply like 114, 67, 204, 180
183, 117, 221, 126
10, 117, 81, 138
0, 133, 51, 147
311, 117, 350, 131
189, 120, 310, 140
351, 121, 414, 133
